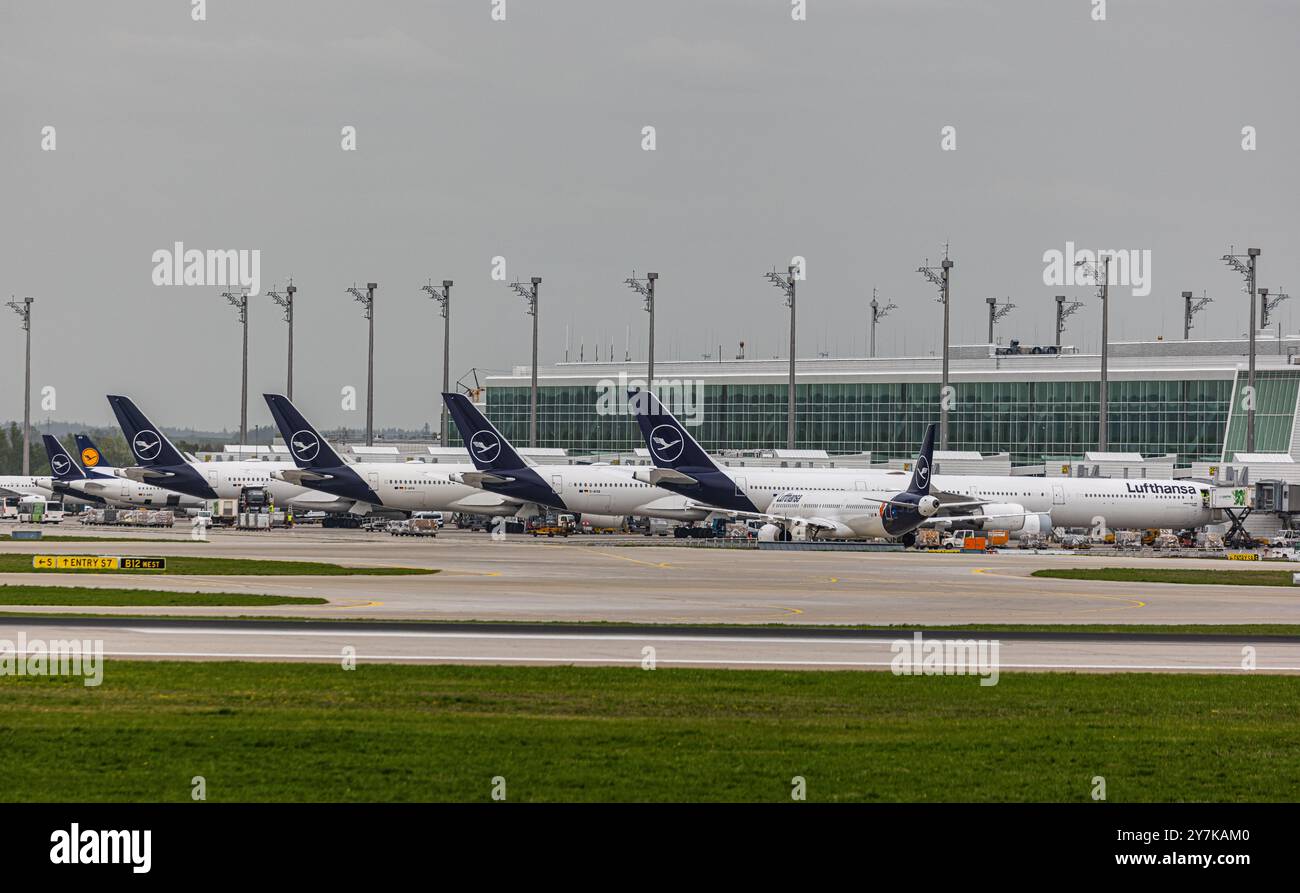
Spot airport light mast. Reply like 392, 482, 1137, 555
510, 277, 542, 447
625, 271, 657, 386
1182, 290, 1213, 340
6, 296, 33, 474
266, 280, 296, 401
869, 288, 897, 359
1222, 247, 1261, 451
765, 265, 798, 450
347, 283, 377, 446
1073, 256, 1111, 451
1054, 294, 1084, 349
986, 296, 1015, 344
917, 253, 953, 450
221, 288, 250, 449
1260, 287, 1290, 330
422, 279, 453, 446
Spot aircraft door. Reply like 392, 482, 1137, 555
1052, 484, 1065, 505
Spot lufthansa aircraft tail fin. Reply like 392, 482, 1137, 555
43, 435, 85, 482
263, 394, 349, 469
106, 396, 189, 468
627, 389, 720, 473
907, 423, 937, 495
442, 393, 529, 472
74, 434, 114, 472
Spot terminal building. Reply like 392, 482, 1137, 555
482, 335, 1300, 535
483, 336, 1300, 466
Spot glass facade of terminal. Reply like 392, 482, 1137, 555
484, 372, 1299, 464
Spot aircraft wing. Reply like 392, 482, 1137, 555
452, 491, 524, 509
119, 467, 173, 483
648, 467, 699, 486
688, 503, 840, 533
274, 468, 334, 485
920, 510, 1030, 526
456, 471, 516, 488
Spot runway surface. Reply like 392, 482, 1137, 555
2, 527, 1299, 628
4, 616, 1299, 674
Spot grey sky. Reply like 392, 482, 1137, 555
3, 0, 1296, 433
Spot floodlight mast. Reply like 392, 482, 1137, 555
347, 283, 378, 445
1073, 255, 1111, 451
222, 288, 250, 447
1222, 247, 1261, 451
625, 271, 657, 386
1055, 294, 1084, 348
510, 277, 542, 447
266, 280, 297, 401
6, 296, 34, 474
1261, 287, 1290, 330
986, 297, 1015, 344
869, 288, 897, 359
765, 265, 797, 450
1182, 290, 1213, 340
917, 252, 953, 450
422, 280, 453, 445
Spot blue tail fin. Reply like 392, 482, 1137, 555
43, 435, 84, 482
442, 393, 529, 471
907, 423, 936, 495
106, 396, 189, 468
628, 389, 721, 473
74, 434, 113, 472
263, 394, 349, 469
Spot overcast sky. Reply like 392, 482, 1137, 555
3, 0, 1296, 432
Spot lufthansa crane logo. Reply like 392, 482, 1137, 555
470, 430, 502, 464
290, 430, 320, 462
133, 430, 162, 461
80, 447, 100, 468
913, 456, 930, 488
649, 424, 685, 463
50, 454, 71, 476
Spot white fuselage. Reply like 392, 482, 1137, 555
542, 465, 712, 521
333, 463, 524, 516
0, 476, 55, 499
151, 461, 358, 512
666, 466, 1216, 532
66, 473, 207, 510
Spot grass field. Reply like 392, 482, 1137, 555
1, 534, 178, 543
0, 553, 435, 576
2, 612, 1297, 638
1, 661, 1297, 801
0, 585, 326, 607
1033, 567, 1300, 587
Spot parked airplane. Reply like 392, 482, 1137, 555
0, 474, 55, 501
42, 434, 206, 510
262, 393, 525, 518
105, 395, 361, 515
634, 402, 1022, 542
628, 390, 1216, 536
441, 392, 712, 523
